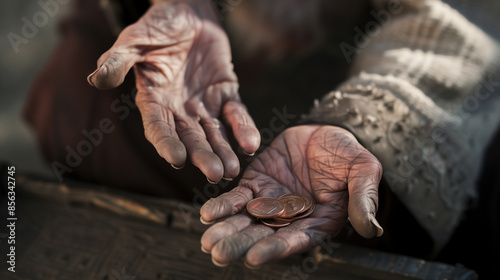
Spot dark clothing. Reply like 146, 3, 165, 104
24, 0, 210, 199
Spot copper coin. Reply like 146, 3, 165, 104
279, 194, 311, 212
298, 194, 312, 211
288, 203, 315, 221
278, 194, 306, 218
272, 216, 293, 223
246, 197, 284, 218
261, 218, 290, 228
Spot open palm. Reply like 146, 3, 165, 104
200, 125, 383, 267
88, 0, 260, 182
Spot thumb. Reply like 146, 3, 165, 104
88, 47, 141, 90
347, 155, 384, 238
199, 185, 254, 224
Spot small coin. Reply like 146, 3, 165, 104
279, 194, 311, 213
278, 194, 306, 218
288, 203, 315, 221
272, 216, 293, 223
261, 218, 291, 228
273, 203, 316, 223
297, 194, 312, 211
246, 197, 285, 219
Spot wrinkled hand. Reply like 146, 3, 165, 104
88, 0, 260, 182
200, 125, 383, 267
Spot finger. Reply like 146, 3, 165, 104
201, 117, 239, 180
201, 213, 255, 253
135, 90, 187, 168
200, 185, 254, 223
176, 118, 224, 183
245, 218, 330, 267
88, 44, 141, 90
211, 224, 275, 267
222, 101, 260, 155
347, 152, 384, 238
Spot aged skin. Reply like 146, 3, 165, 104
89, 0, 384, 267
88, 0, 260, 183
20, 0, 498, 274
200, 125, 383, 267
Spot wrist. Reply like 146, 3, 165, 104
302, 79, 475, 253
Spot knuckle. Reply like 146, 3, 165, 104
135, 90, 158, 105
213, 238, 240, 263
144, 120, 174, 144
223, 101, 246, 117
175, 118, 196, 134
366, 154, 383, 175
185, 99, 204, 115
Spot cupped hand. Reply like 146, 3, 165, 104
200, 125, 383, 267
88, 0, 260, 182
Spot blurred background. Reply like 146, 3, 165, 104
0, 1, 74, 178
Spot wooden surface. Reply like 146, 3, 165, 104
0, 176, 477, 280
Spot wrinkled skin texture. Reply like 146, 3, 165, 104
200, 125, 384, 267
88, 1, 385, 267
88, 0, 260, 182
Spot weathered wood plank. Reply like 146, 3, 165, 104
0, 176, 477, 280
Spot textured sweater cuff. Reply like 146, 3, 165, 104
302, 75, 480, 252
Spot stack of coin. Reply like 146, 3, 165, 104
246, 194, 315, 228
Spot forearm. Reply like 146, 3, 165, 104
303, 0, 500, 253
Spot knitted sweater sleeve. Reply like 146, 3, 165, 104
302, 0, 500, 252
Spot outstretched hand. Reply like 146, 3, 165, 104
88, 0, 260, 182
200, 125, 383, 267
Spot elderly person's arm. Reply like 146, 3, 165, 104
199, 0, 500, 266
305, 0, 500, 252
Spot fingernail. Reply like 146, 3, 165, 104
207, 177, 219, 184
201, 246, 210, 254
212, 118, 221, 128
200, 216, 214, 225
212, 258, 229, 267
370, 215, 384, 237
171, 163, 184, 170
244, 261, 261, 270
87, 65, 101, 87
239, 146, 255, 157
222, 177, 233, 181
